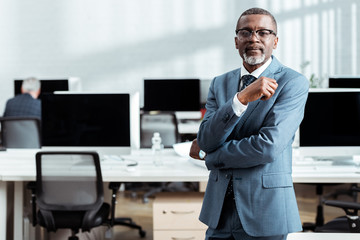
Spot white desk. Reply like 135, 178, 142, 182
2, 149, 360, 240
0, 149, 210, 240
292, 158, 360, 183
0, 149, 210, 182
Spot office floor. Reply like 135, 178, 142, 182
112, 191, 154, 240
111, 183, 352, 240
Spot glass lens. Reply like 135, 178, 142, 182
237, 29, 274, 40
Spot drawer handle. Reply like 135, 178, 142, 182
170, 210, 195, 214
171, 237, 195, 240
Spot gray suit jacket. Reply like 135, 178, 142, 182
3, 93, 41, 119
197, 56, 309, 237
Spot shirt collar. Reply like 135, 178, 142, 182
241, 56, 272, 78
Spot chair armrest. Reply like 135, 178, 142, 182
324, 199, 360, 216
351, 186, 360, 193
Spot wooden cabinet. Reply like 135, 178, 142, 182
153, 192, 207, 240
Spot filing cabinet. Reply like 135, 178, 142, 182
153, 192, 206, 240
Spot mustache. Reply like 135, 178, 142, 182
244, 46, 264, 53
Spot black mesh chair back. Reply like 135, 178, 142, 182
34, 151, 109, 239
140, 112, 179, 148
0, 116, 41, 148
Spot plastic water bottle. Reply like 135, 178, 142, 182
152, 132, 163, 166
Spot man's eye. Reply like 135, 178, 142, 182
258, 31, 267, 36
240, 31, 251, 37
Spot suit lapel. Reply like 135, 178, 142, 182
226, 69, 241, 101
259, 56, 282, 79
231, 56, 282, 135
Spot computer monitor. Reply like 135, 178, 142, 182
41, 92, 137, 156
14, 79, 69, 98
143, 79, 200, 111
299, 88, 360, 159
329, 76, 360, 88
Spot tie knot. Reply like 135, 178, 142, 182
240, 75, 256, 90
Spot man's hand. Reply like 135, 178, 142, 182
189, 138, 205, 161
237, 76, 278, 105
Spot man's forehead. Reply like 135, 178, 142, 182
238, 14, 274, 28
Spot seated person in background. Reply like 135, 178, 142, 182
3, 77, 41, 119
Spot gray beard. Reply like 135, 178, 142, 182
243, 53, 265, 65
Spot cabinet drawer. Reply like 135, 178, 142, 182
153, 192, 206, 230
154, 230, 206, 240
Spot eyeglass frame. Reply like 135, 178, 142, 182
235, 28, 277, 41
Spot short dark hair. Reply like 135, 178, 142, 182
237, 7, 277, 33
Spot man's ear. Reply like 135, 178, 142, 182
273, 36, 278, 50
34, 89, 41, 98
235, 36, 239, 49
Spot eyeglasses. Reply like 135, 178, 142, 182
235, 28, 276, 41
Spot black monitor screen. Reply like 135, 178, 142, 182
41, 93, 130, 147
14, 79, 69, 98
144, 79, 200, 111
300, 90, 360, 147
329, 77, 360, 88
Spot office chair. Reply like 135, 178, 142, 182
315, 184, 360, 233
140, 112, 180, 148
0, 116, 41, 148
27, 151, 145, 239
302, 183, 358, 231
28, 151, 110, 240
129, 112, 182, 203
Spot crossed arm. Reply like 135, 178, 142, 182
189, 75, 309, 170
190, 76, 278, 160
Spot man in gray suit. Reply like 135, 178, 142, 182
3, 77, 41, 119
190, 8, 309, 240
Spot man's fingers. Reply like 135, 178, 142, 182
239, 77, 278, 103
257, 77, 277, 100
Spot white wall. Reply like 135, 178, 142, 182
0, 0, 359, 114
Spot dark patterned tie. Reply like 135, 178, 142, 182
240, 74, 256, 90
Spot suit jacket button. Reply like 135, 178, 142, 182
222, 113, 230, 122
